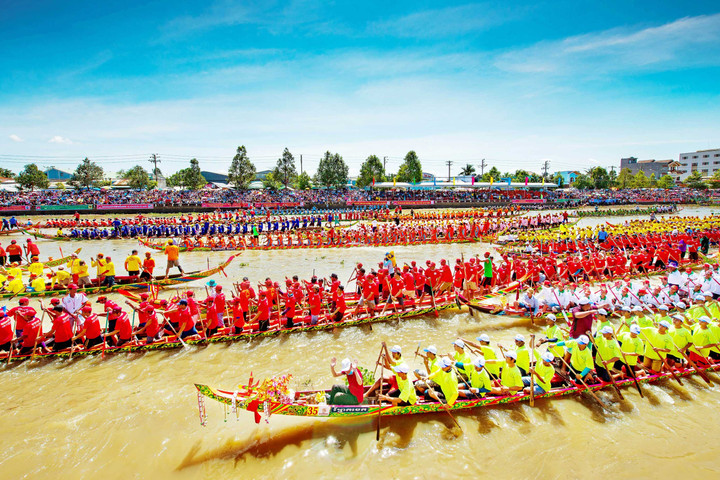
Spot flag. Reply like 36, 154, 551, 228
507, 178, 511, 186
453, 177, 456, 185
557, 176, 562, 186
433, 177, 436, 186
372, 176, 375, 186
393, 177, 396, 187
472, 176, 475, 185
542, 176, 545, 186
525, 176, 529, 186
490, 177, 494, 186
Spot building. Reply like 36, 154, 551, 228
200, 171, 229, 183
678, 149, 720, 179
620, 157, 682, 180
44, 167, 73, 182
556, 170, 580, 186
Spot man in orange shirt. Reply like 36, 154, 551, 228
163, 241, 184, 279
140, 252, 155, 281
6, 240, 23, 264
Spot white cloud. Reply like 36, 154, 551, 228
9, 134, 23, 142
49, 135, 73, 144
368, 3, 524, 38
495, 13, 720, 74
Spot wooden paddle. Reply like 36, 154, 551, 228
556, 353, 610, 411
637, 329, 683, 386
30, 307, 46, 362
609, 329, 644, 398
376, 353, 384, 441
529, 334, 535, 407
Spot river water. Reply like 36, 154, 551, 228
2, 206, 719, 480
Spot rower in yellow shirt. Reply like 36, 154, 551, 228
101, 257, 117, 287
51, 266, 71, 289
5, 275, 25, 294
77, 260, 91, 288
27, 256, 44, 277
30, 273, 46, 292
124, 250, 142, 276
6, 263, 22, 280
67, 252, 82, 283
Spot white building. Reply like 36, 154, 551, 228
678, 148, 720, 179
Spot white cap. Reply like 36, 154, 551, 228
340, 358, 352, 373
505, 351, 517, 360
424, 345, 437, 355
672, 315, 684, 322
514, 334, 525, 343
390, 345, 402, 354
699, 316, 711, 323
658, 305, 669, 311
659, 320, 671, 329
600, 326, 613, 334
546, 314, 556, 322
473, 357, 486, 368
620, 306, 630, 312
452, 339, 465, 349
577, 335, 590, 345
630, 325, 642, 334
579, 298, 590, 305
392, 363, 410, 374
477, 334, 490, 343
597, 308, 607, 316
695, 294, 706, 301
704, 291, 713, 296
675, 302, 687, 309
541, 352, 554, 363
439, 357, 454, 368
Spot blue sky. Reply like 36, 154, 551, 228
1, 0, 719, 177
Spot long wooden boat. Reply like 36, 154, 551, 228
138, 236, 495, 253
0, 255, 235, 300
2, 295, 459, 365
0, 248, 83, 272
194, 363, 720, 422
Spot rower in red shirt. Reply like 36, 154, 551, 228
7, 297, 36, 337
213, 285, 226, 328
75, 305, 104, 348
251, 291, 271, 331
307, 285, 323, 325
45, 306, 74, 351
105, 307, 134, 346
0, 312, 14, 354
134, 305, 161, 344
19, 315, 46, 355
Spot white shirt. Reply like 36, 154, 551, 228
62, 292, 87, 327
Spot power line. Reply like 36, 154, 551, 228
479, 158, 487, 176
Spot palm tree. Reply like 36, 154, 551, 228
460, 164, 476, 176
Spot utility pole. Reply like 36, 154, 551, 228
300, 154, 303, 174
480, 158, 487, 176
610, 165, 616, 175
383, 156, 387, 171
542, 159, 550, 179
446, 160, 453, 181
148, 154, 161, 182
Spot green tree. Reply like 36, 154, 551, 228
460, 164, 476, 176
123, 165, 153, 189
685, 170, 707, 189
17, 164, 49, 191
649, 173, 657, 187
395, 151, 422, 183
587, 166, 611, 189
511, 169, 542, 182
551, 173, 565, 188
315, 151, 349, 188
634, 171, 649, 188
616, 168, 635, 189
657, 174, 676, 189
0, 168, 15, 178
71, 157, 104, 188
608, 168, 618, 187
294, 171, 312, 190
356, 154, 386, 188
262, 171, 282, 190
273, 148, 297, 187
166, 171, 187, 188
186, 158, 206, 190
227, 146, 256, 190
481, 166, 501, 182
573, 174, 594, 189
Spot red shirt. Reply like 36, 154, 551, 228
178, 307, 194, 332
336, 295, 347, 313
308, 292, 322, 316
144, 308, 160, 338
53, 313, 74, 343
115, 312, 133, 340
402, 272, 415, 290
257, 297, 270, 321
7, 305, 36, 331
0, 315, 13, 344
440, 265, 453, 283
83, 314, 103, 339
22, 317, 42, 348
214, 292, 226, 314
346, 369, 364, 404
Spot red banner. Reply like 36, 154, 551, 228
394, 200, 435, 205
201, 202, 249, 208
512, 199, 546, 204
347, 201, 388, 206
99, 204, 154, 209
0, 205, 30, 211
252, 202, 304, 208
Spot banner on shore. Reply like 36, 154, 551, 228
346, 201, 389, 206
201, 202, 249, 208
511, 199, 546, 204
394, 200, 435, 205
252, 202, 304, 208
39, 204, 92, 211
0, 205, 31, 211
99, 203, 154, 210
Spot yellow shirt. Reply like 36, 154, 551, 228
67, 258, 82, 274
78, 264, 90, 278
396, 376, 417, 405
428, 368, 459, 405
125, 255, 142, 272
27, 262, 44, 277
7, 278, 24, 293
500, 363, 523, 389
31, 276, 46, 292
480, 345, 499, 376
468, 368, 492, 396
618, 333, 643, 366
7, 267, 22, 279
104, 262, 116, 276
91, 258, 107, 276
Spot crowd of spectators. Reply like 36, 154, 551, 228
0, 186, 711, 208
